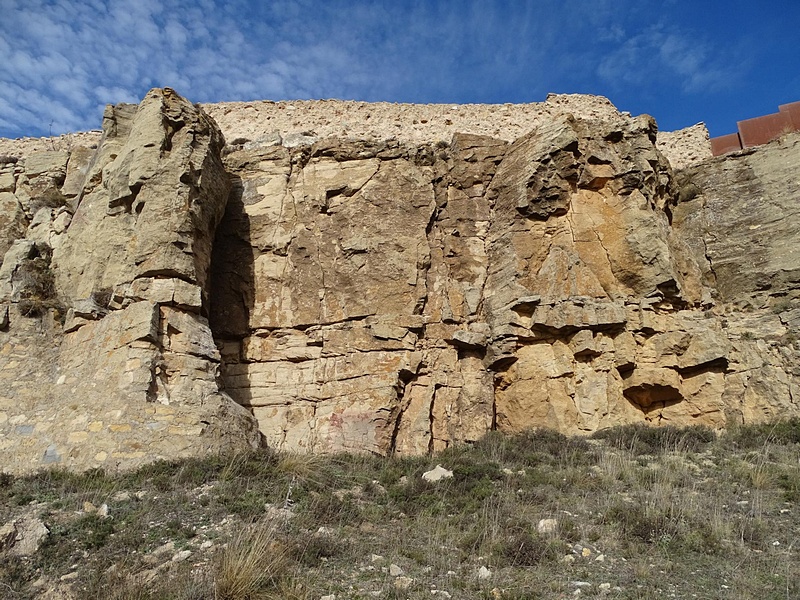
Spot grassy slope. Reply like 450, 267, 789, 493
1, 420, 799, 600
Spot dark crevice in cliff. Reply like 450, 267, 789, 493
108, 181, 143, 215
427, 385, 438, 454
388, 366, 420, 456
676, 361, 729, 377
208, 171, 253, 340
134, 268, 195, 283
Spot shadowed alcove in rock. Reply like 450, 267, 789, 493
208, 171, 257, 412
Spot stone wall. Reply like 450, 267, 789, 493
204, 93, 710, 170
2, 94, 709, 170
0, 131, 102, 163
655, 123, 712, 171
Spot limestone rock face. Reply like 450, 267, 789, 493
55, 89, 228, 305
0, 90, 797, 473
669, 132, 800, 425
209, 104, 799, 454
211, 139, 437, 453
0, 89, 260, 474
673, 133, 800, 302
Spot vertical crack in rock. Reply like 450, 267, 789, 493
428, 384, 439, 454
388, 365, 420, 455
699, 194, 719, 290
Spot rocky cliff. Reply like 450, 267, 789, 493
0, 90, 261, 474
0, 89, 797, 473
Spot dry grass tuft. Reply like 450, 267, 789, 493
276, 451, 324, 483
213, 520, 291, 600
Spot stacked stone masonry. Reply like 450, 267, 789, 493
0, 89, 797, 474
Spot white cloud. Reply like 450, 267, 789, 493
1, 0, 560, 136
596, 24, 744, 94
0, 0, 762, 138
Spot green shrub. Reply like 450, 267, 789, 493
592, 423, 714, 454
777, 470, 800, 502
0, 555, 35, 597
673, 522, 726, 555
493, 530, 563, 567
387, 476, 444, 516
469, 428, 595, 468
288, 531, 348, 566
298, 492, 361, 526
604, 501, 673, 544
511, 428, 594, 465
724, 418, 800, 449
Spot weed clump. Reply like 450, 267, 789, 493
493, 530, 563, 567
470, 428, 595, 467
591, 423, 715, 454
214, 520, 291, 600
11, 244, 63, 318
724, 417, 800, 449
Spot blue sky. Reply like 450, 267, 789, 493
1, 0, 798, 139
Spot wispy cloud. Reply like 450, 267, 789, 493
596, 24, 746, 94
0, 0, 785, 139
0, 0, 383, 137
2, 0, 596, 137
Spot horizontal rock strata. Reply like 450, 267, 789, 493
209, 103, 798, 454
0, 88, 796, 472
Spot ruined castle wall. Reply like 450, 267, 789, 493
655, 123, 712, 171
2, 93, 709, 170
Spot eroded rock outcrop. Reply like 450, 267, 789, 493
209, 101, 798, 454
0, 89, 260, 474
0, 89, 797, 472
